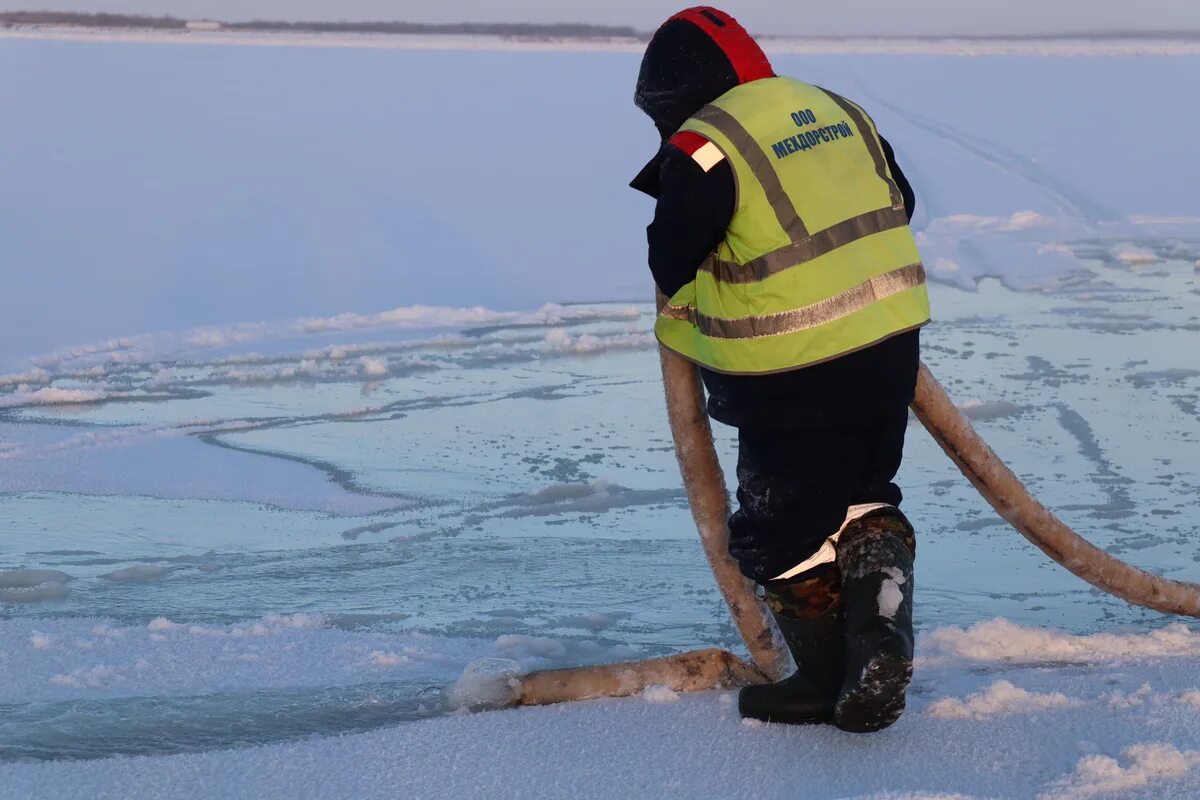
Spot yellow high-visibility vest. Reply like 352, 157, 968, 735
655, 77, 931, 375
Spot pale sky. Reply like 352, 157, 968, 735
3, 0, 1200, 36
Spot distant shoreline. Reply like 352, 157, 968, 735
3, 19, 1200, 56
0, 12, 639, 38
4, 10, 1200, 43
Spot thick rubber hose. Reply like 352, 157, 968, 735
656, 292, 792, 681
516, 648, 767, 706
913, 362, 1200, 617
505, 359, 1200, 711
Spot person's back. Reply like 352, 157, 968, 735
631, 6, 927, 733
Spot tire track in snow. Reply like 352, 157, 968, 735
853, 84, 1113, 224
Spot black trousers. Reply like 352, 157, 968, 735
727, 408, 910, 583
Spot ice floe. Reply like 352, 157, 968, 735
0, 569, 73, 603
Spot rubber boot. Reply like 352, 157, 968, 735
833, 508, 916, 733
738, 565, 843, 725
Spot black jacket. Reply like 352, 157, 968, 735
632, 8, 920, 430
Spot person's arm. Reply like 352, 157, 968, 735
645, 135, 736, 298
879, 136, 916, 222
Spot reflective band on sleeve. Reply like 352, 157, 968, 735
693, 104, 809, 241
701, 206, 908, 285
669, 131, 727, 173
665, 262, 926, 340
692, 141, 725, 172
821, 90, 905, 211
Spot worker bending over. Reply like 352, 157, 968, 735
631, 7, 930, 732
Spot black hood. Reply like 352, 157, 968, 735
631, 7, 774, 195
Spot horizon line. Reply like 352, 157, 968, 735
4, 11, 1200, 41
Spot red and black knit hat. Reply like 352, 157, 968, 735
634, 7, 774, 139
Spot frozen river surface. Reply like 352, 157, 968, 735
2, 256, 1197, 763
1, 35, 1199, 795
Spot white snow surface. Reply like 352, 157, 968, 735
4, 622, 1200, 798
920, 619, 1200, 664
4, 619, 1200, 798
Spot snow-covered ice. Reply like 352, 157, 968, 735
2, 29, 1199, 800
7, 620, 1200, 799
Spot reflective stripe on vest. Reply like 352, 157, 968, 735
660, 262, 926, 339
692, 104, 809, 241
654, 77, 931, 376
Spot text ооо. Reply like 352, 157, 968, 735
772, 108, 855, 160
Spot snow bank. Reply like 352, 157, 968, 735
0, 303, 653, 417
301, 302, 638, 336
0, 366, 49, 389
541, 328, 655, 355
48, 664, 123, 689
0, 387, 110, 408
940, 210, 1055, 233
1039, 743, 1200, 800
921, 618, 1200, 664
0, 303, 643, 383
0, 569, 73, 603
927, 679, 1076, 720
